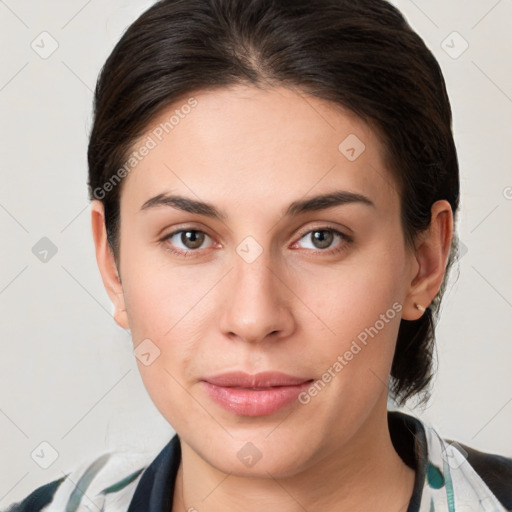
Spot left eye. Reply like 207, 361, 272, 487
295, 228, 348, 250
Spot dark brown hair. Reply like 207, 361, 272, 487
87, 0, 460, 406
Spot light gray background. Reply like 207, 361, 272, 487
1, 0, 511, 505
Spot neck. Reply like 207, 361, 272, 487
172, 402, 416, 512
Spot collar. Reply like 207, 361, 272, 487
126, 432, 181, 512
388, 410, 429, 511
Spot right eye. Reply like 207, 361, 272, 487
161, 229, 215, 256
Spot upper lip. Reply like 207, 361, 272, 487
202, 371, 313, 388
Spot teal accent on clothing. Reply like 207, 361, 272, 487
427, 462, 445, 489
442, 458, 456, 512
100, 468, 145, 495
65, 453, 111, 512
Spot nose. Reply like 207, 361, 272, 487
219, 249, 295, 344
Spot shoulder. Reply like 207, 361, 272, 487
409, 411, 512, 511
388, 410, 512, 511
447, 438, 512, 511
2, 449, 152, 512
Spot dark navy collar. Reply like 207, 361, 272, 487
389, 410, 428, 512
127, 411, 427, 512
127, 432, 181, 512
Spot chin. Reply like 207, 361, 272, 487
195, 432, 315, 478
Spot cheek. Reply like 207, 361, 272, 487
289, 244, 405, 391
122, 262, 205, 425
121, 252, 217, 379
121, 249, 203, 338
293, 239, 405, 332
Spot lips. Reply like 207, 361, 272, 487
200, 371, 314, 416
201, 371, 312, 388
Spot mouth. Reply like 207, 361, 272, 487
200, 372, 314, 416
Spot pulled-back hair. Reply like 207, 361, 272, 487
87, 0, 460, 406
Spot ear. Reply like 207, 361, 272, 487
90, 200, 130, 330
402, 199, 454, 321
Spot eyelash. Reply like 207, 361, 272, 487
160, 227, 353, 258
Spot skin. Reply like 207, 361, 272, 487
91, 84, 453, 511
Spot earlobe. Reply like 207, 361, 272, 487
414, 303, 426, 314
90, 200, 130, 330
113, 290, 129, 330
403, 200, 453, 321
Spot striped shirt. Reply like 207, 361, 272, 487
3, 411, 512, 511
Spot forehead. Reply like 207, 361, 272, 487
121, 84, 399, 217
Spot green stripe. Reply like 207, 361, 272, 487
100, 467, 145, 494
442, 458, 456, 512
65, 453, 111, 512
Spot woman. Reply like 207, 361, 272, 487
5, 0, 511, 511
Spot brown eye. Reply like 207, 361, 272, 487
163, 229, 212, 254
295, 227, 351, 253
310, 230, 334, 249
180, 230, 205, 249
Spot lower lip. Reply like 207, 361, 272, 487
200, 380, 313, 416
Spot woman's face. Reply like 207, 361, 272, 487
96, 84, 424, 476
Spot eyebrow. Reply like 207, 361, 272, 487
140, 190, 375, 220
